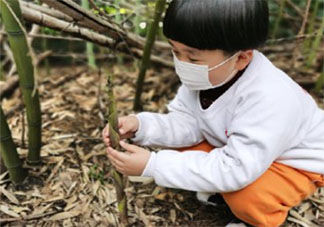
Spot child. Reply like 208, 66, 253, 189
103, 0, 324, 226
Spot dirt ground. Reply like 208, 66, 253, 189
0, 48, 323, 226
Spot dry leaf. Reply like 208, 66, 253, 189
170, 209, 176, 223
0, 186, 19, 205
0, 205, 20, 218
47, 209, 82, 221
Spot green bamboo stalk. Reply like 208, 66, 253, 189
106, 73, 128, 226
82, 0, 96, 70
306, 14, 324, 68
0, 106, 27, 183
314, 71, 323, 94
271, 0, 286, 40
303, 0, 320, 49
0, 0, 42, 164
133, 0, 142, 77
0, 62, 4, 81
0, 17, 4, 82
41, 28, 51, 75
114, 0, 124, 64
0, 154, 6, 175
134, 0, 142, 35
133, 0, 167, 111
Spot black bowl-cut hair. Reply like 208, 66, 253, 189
163, 0, 269, 54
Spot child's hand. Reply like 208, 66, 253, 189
107, 141, 151, 176
102, 115, 139, 147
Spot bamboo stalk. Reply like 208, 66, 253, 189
114, 0, 124, 64
0, 106, 27, 183
106, 73, 128, 226
314, 72, 323, 95
19, 0, 73, 23
0, 154, 6, 175
41, 27, 51, 75
133, 0, 167, 111
0, 60, 4, 81
0, 0, 42, 164
291, 0, 312, 68
285, 0, 304, 18
271, 0, 286, 40
134, 0, 142, 35
303, 0, 320, 49
306, 9, 324, 68
297, 0, 312, 37
82, 0, 96, 70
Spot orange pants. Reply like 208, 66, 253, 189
178, 142, 324, 226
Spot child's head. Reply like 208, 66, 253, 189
163, 0, 269, 55
163, 0, 269, 89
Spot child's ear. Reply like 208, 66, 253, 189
235, 50, 254, 71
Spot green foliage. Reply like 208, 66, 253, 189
268, 0, 324, 38
42, 27, 57, 35
88, 163, 105, 184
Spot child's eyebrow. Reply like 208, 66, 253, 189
184, 48, 199, 56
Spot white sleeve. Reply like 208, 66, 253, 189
140, 90, 304, 192
132, 86, 204, 147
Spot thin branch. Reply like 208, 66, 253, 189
286, 0, 304, 18
19, 0, 73, 23
0, 31, 84, 41
291, 0, 312, 67
40, 0, 134, 44
297, 0, 312, 36
266, 31, 318, 44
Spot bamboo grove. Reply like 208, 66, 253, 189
0, 0, 323, 224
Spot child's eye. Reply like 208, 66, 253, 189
173, 50, 180, 56
189, 58, 200, 63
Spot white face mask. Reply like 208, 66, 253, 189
173, 52, 239, 90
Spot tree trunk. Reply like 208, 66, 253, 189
0, 0, 42, 164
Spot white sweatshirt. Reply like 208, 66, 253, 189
132, 50, 324, 193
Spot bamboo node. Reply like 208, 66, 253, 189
6, 30, 24, 36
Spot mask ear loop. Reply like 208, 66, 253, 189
208, 52, 240, 72
207, 52, 241, 87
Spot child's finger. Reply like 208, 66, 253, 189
119, 128, 125, 135
118, 118, 128, 135
103, 139, 110, 146
108, 155, 124, 168
107, 147, 129, 162
120, 132, 133, 140
108, 155, 124, 173
102, 125, 110, 138
119, 141, 140, 153
118, 118, 123, 127
102, 126, 107, 138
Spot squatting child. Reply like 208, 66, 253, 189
103, 0, 324, 226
